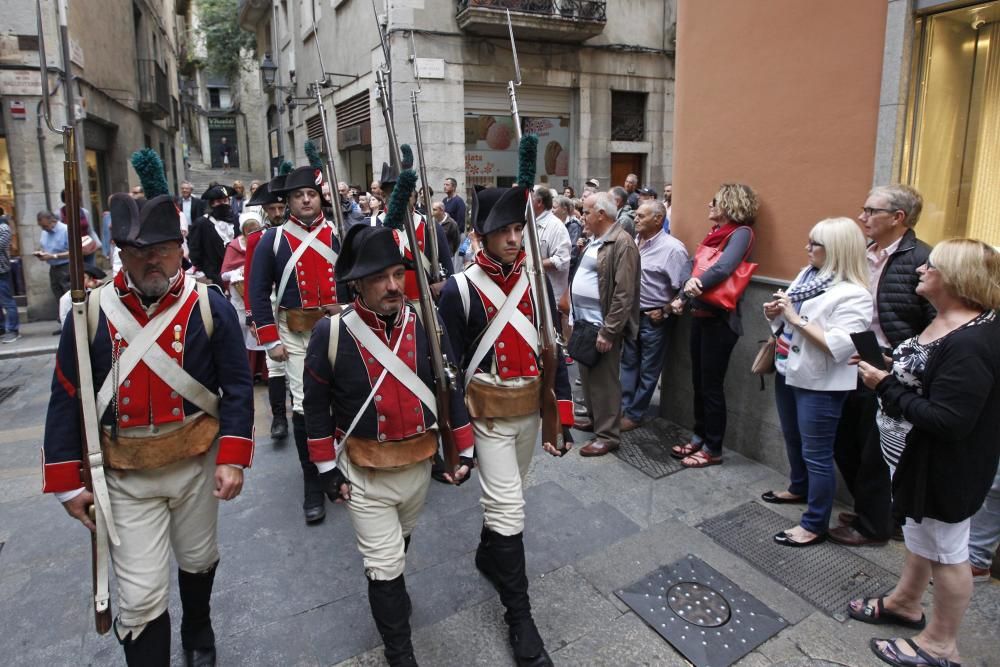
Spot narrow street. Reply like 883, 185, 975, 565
1, 354, 997, 666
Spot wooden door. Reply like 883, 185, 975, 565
610, 153, 644, 191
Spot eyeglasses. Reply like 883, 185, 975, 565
807, 240, 824, 249
861, 207, 896, 217
122, 244, 178, 259
925, 258, 936, 270
709, 199, 717, 207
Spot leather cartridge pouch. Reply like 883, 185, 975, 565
465, 377, 540, 420
101, 414, 219, 470
285, 308, 325, 333
345, 430, 439, 469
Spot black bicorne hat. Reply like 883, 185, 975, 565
477, 186, 529, 236
201, 184, 231, 201
246, 182, 281, 207
336, 224, 410, 282
268, 174, 287, 200
110, 193, 183, 248
378, 162, 399, 189
275, 166, 331, 206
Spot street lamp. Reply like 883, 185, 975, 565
260, 53, 278, 89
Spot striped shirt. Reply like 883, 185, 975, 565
0, 221, 11, 273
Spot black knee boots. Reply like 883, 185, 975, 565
292, 412, 325, 523
268, 375, 288, 441
476, 527, 552, 667
179, 562, 218, 667
120, 610, 171, 667
368, 575, 417, 667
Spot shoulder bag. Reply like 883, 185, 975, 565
691, 228, 758, 311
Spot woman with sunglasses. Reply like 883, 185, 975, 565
761, 217, 872, 547
851, 239, 1000, 667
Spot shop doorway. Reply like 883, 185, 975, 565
611, 153, 644, 192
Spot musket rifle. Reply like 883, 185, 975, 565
407, 32, 442, 282
505, 11, 566, 454
36, 0, 118, 634
307, 4, 346, 239
373, 12, 460, 475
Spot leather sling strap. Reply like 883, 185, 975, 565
462, 265, 538, 388
97, 277, 220, 419
274, 220, 339, 306
343, 308, 438, 419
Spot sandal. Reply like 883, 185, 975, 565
680, 450, 723, 468
870, 637, 961, 667
670, 442, 702, 460
848, 596, 926, 629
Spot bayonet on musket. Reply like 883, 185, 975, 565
408, 32, 442, 281
37, 0, 117, 634
309, 3, 346, 239
505, 10, 567, 454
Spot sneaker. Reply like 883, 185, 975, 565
972, 563, 993, 584
1, 332, 21, 344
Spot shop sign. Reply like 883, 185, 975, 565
207, 116, 236, 129
464, 114, 570, 185
0, 70, 41, 96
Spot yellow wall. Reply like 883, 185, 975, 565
672, 0, 889, 279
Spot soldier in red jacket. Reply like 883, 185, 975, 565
43, 193, 254, 666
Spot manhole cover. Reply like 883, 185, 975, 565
614, 417, 691, 479
698, 502, 898, 620
667, 582, 731, 627
616, 555, 786, 667
0, 386, 18, 405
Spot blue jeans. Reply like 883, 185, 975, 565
620, 314, 670, 421
774, 373, 848, 534
0, 271, 18, 333
969, 465, 1000, 569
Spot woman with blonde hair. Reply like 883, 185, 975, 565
851, 239, 1000, 667
761, 217, 873, 546
670, 183, 760, 467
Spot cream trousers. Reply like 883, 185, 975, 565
107, 444, 220, 639
473, 413, 540, 536
277, 311, 313, 413
340, 453, 431, 581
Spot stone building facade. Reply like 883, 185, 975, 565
239, 0, 676, 215
0, 0, 187, 318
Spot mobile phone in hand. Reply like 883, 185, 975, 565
851, 331, 887, 371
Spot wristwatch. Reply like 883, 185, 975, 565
794, 316, 809, 329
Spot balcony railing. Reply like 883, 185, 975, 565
456, 0, 606, 43
137, 59, 170, 120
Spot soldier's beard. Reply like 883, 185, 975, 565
134, 269, 178, 299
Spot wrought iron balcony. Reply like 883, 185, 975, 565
137, 59, 170, 120
456, 0, 606, 43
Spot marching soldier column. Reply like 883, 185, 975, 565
249, 167, 343, 523
43, 194, 255, 666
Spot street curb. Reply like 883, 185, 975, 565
0, 344, 59, 361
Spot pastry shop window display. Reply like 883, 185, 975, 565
464, 113, 571, 188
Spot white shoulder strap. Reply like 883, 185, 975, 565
326, 312, 342, 372
87, 283, 105, 344
196, 283, 214, 338
462, 268, 537, 387
454, 272, 471, 322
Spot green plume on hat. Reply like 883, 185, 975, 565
130, 148, 170, 199
279, 160, 293, 175
517, 134, 538, 188
304, 140, 323, 169
401, 144, 413, 170
384, 169, 417, 232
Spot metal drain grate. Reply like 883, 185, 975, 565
613, 417, 690, 479
698, 502, 897, 620
0, 386, 18, 405
616, 555, 786, 667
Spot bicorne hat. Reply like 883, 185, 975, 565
476, 185, 529, 237
110, 193, 183, 248
275, 166, 331, 206
335, 224, 410, 282
378, 162, 399, 189
201, 184, 231, 201
246, 182, 281, 207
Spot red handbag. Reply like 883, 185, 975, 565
691, 228, 757, 311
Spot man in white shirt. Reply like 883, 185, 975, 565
175, 181, 205, 234
531, 186, 571, 304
